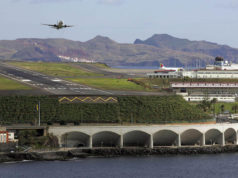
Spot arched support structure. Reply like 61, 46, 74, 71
61, 132, 90, 148
153, 130, 178, 146
225, 128, 236, 145
92, 131, 121, 147
181, 129, 203, 146
205, 129, 224, 146
123, 130, 151, 147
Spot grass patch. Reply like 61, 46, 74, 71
9, 62, 102, 77
192, 101, 238, 114
67, 78, 147, 91
0, 76, 31, 90
214, 102, 238, 114
92, 63, 110, 69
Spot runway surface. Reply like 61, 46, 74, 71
0, 62, 164, 96
0, 63, 112, 95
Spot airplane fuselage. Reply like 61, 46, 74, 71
43, 20, 72, 30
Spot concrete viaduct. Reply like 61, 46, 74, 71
48, 123, 238, 148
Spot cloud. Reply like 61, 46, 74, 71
97, 0, 124, 5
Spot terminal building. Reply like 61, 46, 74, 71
147, 70, 180, 79
182, 70, 238, 79
147, 57, 238, 79
171, 82, 238, 102
148, 57, 238, 102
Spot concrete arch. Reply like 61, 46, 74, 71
181, 129, 203, 146
153, 130, 178, 146
123, 130, 150, 147
225, 128, 236, 145
61, 132, 90, 148
205, 129, 223, 145
93, 131, 120, 147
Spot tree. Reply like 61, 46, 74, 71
220, 104, 225, 113
210, 98, 218, 115
232, 104, 238, 113
197, 99, 211, 112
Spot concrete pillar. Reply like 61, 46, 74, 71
56, 135, 63, 147
43, 128, 47, 136
150, 134, 153, 149
89, 135, 92, 148
221, 132, 225, 146
236, 132, 238, 145
201, 133, 206, 146
120, 135, 123, 148
177, 134, 181, 147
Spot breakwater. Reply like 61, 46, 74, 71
1, 145, 238, 163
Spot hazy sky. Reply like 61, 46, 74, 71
1, 0, 238, 47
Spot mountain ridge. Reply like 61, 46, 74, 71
0, 34, 237, 67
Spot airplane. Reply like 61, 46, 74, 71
42, 20, 73, 30
159, 63, 184, 72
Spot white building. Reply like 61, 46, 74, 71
171, 82, 238, 102
182, 70, 238, 79
0, 131, 15, 143
147, 70, 181, 78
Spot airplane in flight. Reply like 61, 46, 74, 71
159, 63, 184, 71
42, 20, 73, 30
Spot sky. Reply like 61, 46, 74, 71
1, 0, 238, 47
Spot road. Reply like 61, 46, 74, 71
0, 62, 165, 96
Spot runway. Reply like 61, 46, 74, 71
0, 63, 112, 95
0, 62, 165, 96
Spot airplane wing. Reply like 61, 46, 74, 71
63, 25, 74, 28
42, 24, 57, 27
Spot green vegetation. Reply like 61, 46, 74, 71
194, 99, 238, 115
9, 62, 102, 77
92, 63, 110, 69
18, 130, 58, 148
0, 95, 212, 125
214, 102, 238, 114
0, 76, 31, 90
67, 78, 147, 91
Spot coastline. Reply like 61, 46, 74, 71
1, 145, 238, 163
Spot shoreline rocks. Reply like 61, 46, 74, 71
1, 145, 238, 163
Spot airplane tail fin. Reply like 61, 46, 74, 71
160, 63, 164, 68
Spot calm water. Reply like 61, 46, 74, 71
1, 154, 238, 178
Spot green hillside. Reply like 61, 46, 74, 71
0, 95, 212, 125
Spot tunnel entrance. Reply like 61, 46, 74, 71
123, 130, 150, 147
181, 129, 203, 146
225, 128, 236, 145
205, 129, 223, 145
153, 130, 178, 146
61, 132, 90, 148
93, 131, 120, 147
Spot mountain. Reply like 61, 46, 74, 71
134, 34, 238, 63
0, 34, 238, 67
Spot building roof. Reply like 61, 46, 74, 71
171, 82, 238, 88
